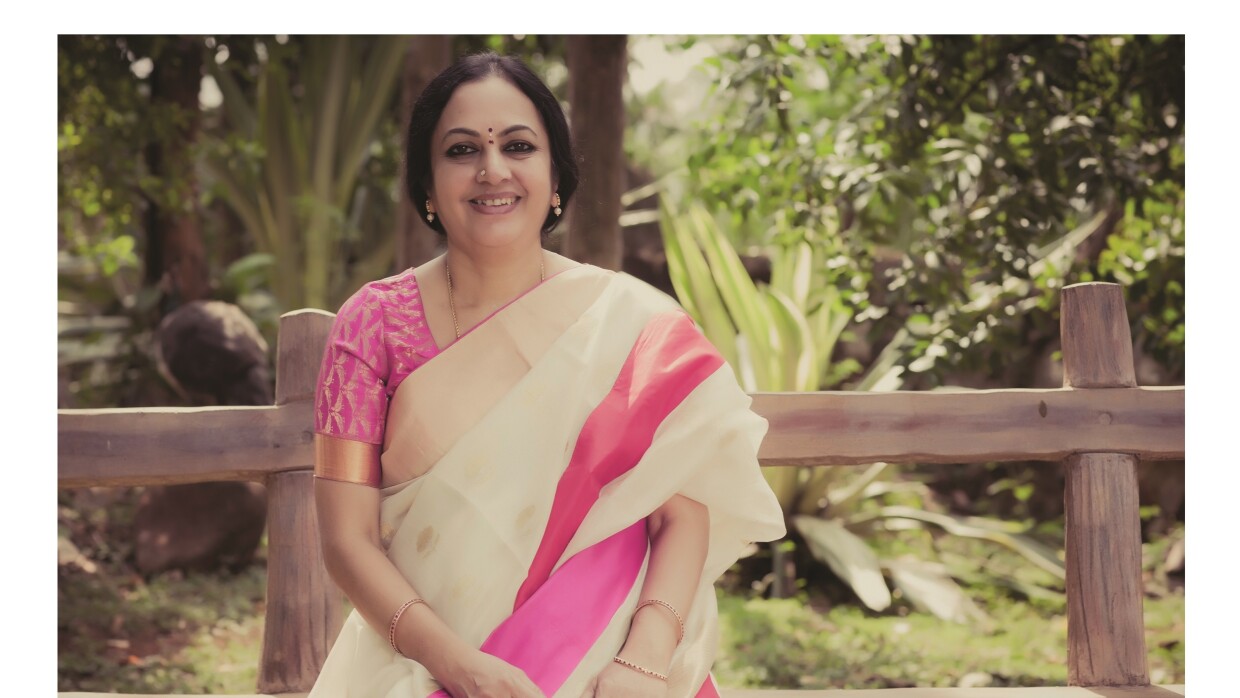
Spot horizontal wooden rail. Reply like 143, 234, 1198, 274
753, 386, 1184, 466
57, 386, 1184, 488
58, 403, 313, 488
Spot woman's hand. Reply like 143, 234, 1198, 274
581, 660, 670, 698
439, 649, 546, 698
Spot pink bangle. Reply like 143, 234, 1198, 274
388, 597, 427, 657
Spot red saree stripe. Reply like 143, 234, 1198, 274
426, 521, 648, 698
514, 311, 725, 610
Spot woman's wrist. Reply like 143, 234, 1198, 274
617, 612, 678, 674
396, 609, 474, 681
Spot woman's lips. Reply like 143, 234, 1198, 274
469, 195, 521, 215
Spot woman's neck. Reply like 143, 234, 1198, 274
443, 242, 547, 310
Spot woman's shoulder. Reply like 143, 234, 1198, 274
339, 268, 423, 313
610, 271, 683, 314
550, 260, 684, 315
360, 267, 421, 297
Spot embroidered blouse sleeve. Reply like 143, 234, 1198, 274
313, 285, 389, 486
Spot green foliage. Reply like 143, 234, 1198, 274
659, 191, 1070, 615
1091, 194, 1185, 376
675, 35, 1184, 385
661, 199, 856, 393
205, 35, 406, 311
59, 37, 192, 272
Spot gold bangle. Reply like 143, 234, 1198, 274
635, 598, 685, 643
612, 655, 669, 682
388, 597, 427, 657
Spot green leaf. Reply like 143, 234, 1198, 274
884, 557, 991, 625
765, 287, 818, 391
792, 515, 892, 612
659, 200, 742, 376
864, 506, 1065, 580
689, 203, 778, 388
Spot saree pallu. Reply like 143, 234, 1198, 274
308, 265, 786, 698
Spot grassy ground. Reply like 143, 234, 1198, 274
713, 590, 1184, 689
57, 563, 1184, 694
58, 563, 267, 693
57, 490, 1184, 693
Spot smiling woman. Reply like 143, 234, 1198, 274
307, 51, 785, 698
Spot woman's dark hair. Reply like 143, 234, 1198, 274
405, 52, 579, 236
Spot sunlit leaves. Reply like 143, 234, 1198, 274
680, 35, 1183, 386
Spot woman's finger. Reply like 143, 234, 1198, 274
520, 673, 546, 698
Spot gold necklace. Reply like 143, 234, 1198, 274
445, 253, 546, 340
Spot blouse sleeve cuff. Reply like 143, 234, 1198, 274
314, 433, 382, 488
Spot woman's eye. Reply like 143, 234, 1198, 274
446, 143, 476, 157
506, 141, 535, 153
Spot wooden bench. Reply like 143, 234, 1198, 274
57, 282, 1185, 697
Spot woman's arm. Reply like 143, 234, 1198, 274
589, 493, 709, 696
315, 476, 544, 698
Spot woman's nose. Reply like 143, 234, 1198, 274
479, 147, 511, 183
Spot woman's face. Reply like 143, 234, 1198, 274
428, 75, 556, 249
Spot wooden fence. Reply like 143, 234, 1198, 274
57, 282, 1185, 697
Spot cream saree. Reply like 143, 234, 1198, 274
308, 265, 786, 698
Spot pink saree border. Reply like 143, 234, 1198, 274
426, 522, 648, 698
426, 308, 727, 698
696, 674, 721, 697
514, 310, 725, 609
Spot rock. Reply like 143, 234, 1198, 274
133, 482, 267, 575
154, 300, 272, 405
135, 300, 273, 575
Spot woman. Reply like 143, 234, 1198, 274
309, 52, 785, 698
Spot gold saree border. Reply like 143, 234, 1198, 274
314, 434, 382, 487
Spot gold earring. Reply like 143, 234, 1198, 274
425, 200, 435, 223
553, 192, 562, 217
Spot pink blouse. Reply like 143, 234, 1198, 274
313, 268, 441, 445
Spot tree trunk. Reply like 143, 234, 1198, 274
395, 35, 453, 271
145, 36, 209, 310
565, 36, 627, 270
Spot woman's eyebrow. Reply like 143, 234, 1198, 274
441, 124, 538, 143
500, 124, 537, 137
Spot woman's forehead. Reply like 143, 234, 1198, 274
436, 76, 544, 135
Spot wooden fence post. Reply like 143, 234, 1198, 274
258, 309, 343, 694
1060, 282, 1149, 686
